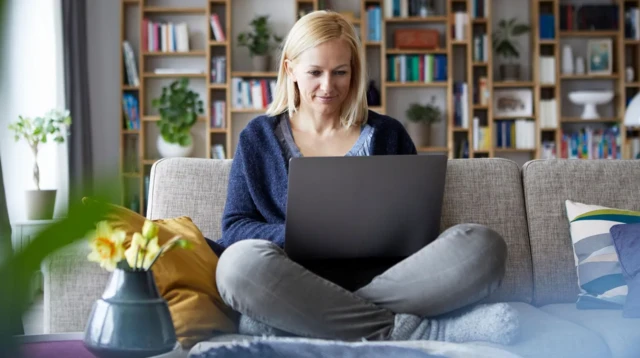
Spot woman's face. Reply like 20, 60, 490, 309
287, 39, 352, 116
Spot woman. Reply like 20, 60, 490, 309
215, 10, 518, 344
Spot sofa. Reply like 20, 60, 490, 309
42, 157, 640, 357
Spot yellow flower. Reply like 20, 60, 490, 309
125, 232, 161, 270
87, 221, 126, 272
141, 220, 159, 240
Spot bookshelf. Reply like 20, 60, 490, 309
120, 0, 640, 214
533, 0, 640, 160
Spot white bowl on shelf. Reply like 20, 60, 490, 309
568, 91, 614, 120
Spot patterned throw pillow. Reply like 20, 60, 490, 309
565, 200, 640, 309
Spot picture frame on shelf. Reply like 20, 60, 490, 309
493, 89, 533, 117
587, 39, 612, 75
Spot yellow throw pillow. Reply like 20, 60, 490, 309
86, 199, 238, 348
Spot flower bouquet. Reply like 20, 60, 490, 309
83, 219, 192, 358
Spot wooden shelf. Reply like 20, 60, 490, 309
122, 85, 139, 90
142, 159, 160, 165
122, 172, 142, 178
417, 146, 449, 152
209, 84, 227, 89
560, 74, 618, 80
494, 148, 536, 153
539, 39, 557, 44
493, 81, 535, 88
385, 82, 447, 87
451, 40, 468, 45
494, 116, 535, 120
473, 18, 488, 24
386, 48, 447, 55
143, 51, 206, 56
385, 16, 448, 23
453, 127, 469, 132
625, 82, 640, 87
121, 129, 139, 134
231, 71, 278, 77
473, 62, 488, 67
210, 0, 228, 3
123, 0, 139, 4
209, 41, 229, 46
365, 41, 381, 46
561, 117, 620, 123
624, 40, 640, 45
142, 116, 207, 122
231, 108, 267, 113
210, 128, 227, 133
369, 106, 384, 112
142, 7, 206, 14
473, 105, 489, 109
559, 30, 618, 37
143, 72, 207, 78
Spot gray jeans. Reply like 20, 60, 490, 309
216, 223, 507, 341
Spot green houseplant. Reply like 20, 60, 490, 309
8, 109, 72, 220
492, 18, 530, 81
237, 15, 283, 71
405, 97, 442, 147
151, 78, 204, 158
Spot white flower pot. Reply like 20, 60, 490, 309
157, 134, 193, 158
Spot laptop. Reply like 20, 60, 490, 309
284, 154, 448, 291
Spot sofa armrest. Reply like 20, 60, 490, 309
41, 243, 110, 333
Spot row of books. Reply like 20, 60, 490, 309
387, 54, 447, 83
123, 41, 140, 86
122, 94, 140, 130
453, 82, 470, 129
211, 101, 226, 128
472, 118, 490, 151
231, 78, 276, 109
626, 8, 640, 40
365, 6, 382, 42
470, 0, 489, 19
539, 99, 558, 129
142, 19, 190, 53
211, 144, 226, 159
383, 0, 434, 18
473, 34, 489, 62
538, 57, 556, 84
209, 14, 226, 42
496, 120, 536, 150
211, 56, 226, 84
539, 14, 555, 39
558, 126, 622, 159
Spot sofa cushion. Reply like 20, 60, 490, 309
147, 158, 233, 240
442, 159, 533, 303
541, 303, 640, 358
478, 302, 610, 358
564, 200, 640, 309
610, 223, 640, 318
521, 159, 640, 306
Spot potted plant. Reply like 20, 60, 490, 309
151, 77, 204, 158
237, 15, 283, 72
492, 18, 530, 81
7, 109, 71, 220
405, 97, 442, 147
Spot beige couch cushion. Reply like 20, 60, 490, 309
522, 159, 640, 306
442, 159, 533, 303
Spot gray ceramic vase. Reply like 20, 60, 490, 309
83, 268, 177, 358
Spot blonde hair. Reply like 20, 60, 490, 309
265, 10, 368, 128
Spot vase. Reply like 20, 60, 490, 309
366, 80, 381, 107
252, 55, 270, 72
84, 269, 177, 358
405, 121, 431, 147
157, 134, 193, 158
562, 45, 574, 75
25, 189, 57, 220
499, 64, 520, 81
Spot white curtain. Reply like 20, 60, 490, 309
0, 0, 67, 223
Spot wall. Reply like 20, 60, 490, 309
86, 0, 121, 203
0, 0, 68, 223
